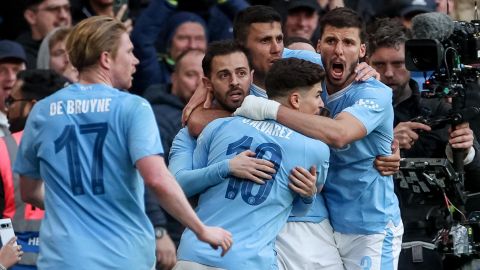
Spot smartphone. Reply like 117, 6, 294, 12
113, 0, 129, 22
0, 218, 16, 247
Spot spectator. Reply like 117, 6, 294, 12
36, 27, 79, 82
17, 0, 72, 69
398, 0, 435, 28
0, 40, 26, 137
284, 36, 315, 51
367, 17, 480, 269
283, 0, 321, 43
13, 15, 231, 269
131, 0, 248, 94
2, 69, 68, 270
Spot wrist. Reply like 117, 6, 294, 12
154, 226, 167, 239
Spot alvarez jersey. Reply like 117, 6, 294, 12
177, 116, 329, 270
14, 83, 163, 269
321, 79, 401, 234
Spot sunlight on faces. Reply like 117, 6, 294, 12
317, 25, 365, 92
207, 52, 252, 112
369, 45, 410, 95
245, 22, 283, 77
110, 33, 139, 90
170, 22, 207, 60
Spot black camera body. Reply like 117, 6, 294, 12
406, 20, 480, 72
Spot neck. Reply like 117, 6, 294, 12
325, 73, 356, 95
89, 0, 114, 16
78, 67, 113, 87
171, 84, 187, 104
393, 82, 412, 107
31, 28, 44, 41
253, 72, 266, 90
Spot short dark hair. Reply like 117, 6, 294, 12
367, 17, 411, 57
319, 7, 366, 43
266, 58, 325, 99
202, 40, 252, 78
25, 0, 45, 9
284, 36, 314, 48
17, 69, 68, 100
233, 5, 282, 45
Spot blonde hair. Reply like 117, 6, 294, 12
66, 16, 126, 72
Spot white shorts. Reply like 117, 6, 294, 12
173, 261, 225, 270
275, 220, 345, 270
334, 221, 404, 270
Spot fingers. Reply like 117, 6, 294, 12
289, 167, 316, 197
7, 236, 17, 245
220, 233, 233, 257
354, 63, 378, 81
115, 4, 127, 20
449, 124, 473, 149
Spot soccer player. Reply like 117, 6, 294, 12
174, 44, 329, 270
235, 7, 403, 269
13, 16, 232, 269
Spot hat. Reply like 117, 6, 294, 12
400, 0, 436, 17
0, 40, 27, 63
287, 0, 321, 13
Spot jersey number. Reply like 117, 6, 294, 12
54, 123, 108, 196
224, 136, 282, 206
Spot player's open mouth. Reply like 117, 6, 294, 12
331, 63, 344, 79
229, 90, 244, 102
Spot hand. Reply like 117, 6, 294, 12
229, 150, 276, 184
115, 4, 133, 33
394, 121, 431, 149
233, 96, 280, 120
0, 237, 22, 268
449, 122, 474, 149
355, 62, 380, 81
375, 139, 400, 176
196, 226, 233, 257
182, 81, 211, 126
155, 234, 176, 270
288, 166, 319, 198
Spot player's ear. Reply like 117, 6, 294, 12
202, 77, 213, 93
289, 92, 301, 110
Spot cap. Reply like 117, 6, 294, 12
400, 0, 436, 18
287, 0, 321, 13
0, 40, 27, 63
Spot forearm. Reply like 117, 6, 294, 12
174, 160, 230, 197
148, 171, 205, 236
276, 106, 349, 147
144, 185, 167, 227
19, 177, 44, 210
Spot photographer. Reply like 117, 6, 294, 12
367, 17, 480, 270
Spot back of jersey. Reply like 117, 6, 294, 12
177, 116, 329, 270
14, 83, 163, 269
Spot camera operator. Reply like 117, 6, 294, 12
367, 17, 480, 270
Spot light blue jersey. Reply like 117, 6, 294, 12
14, 83, 163, 269
176, 117, 329, 270
321, 79, 401, 234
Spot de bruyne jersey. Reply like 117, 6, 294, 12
14, 83, 163, 269
177, 116, 329, 269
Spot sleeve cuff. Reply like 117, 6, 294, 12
445, 145, 475, 165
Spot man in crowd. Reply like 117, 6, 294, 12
1, 69, 68, 270
283, 0, 321, 43
0, 40, 26, 137
13, 16, 231, 269
235, 7, 403, 269
172, 41, 326, 270
17, 0, 72, 68
367, 17, 479, 269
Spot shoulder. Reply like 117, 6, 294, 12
353, 79, 392, 100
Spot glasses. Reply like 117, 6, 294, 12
33, 4, 70, 15
4, 96, 32, 108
